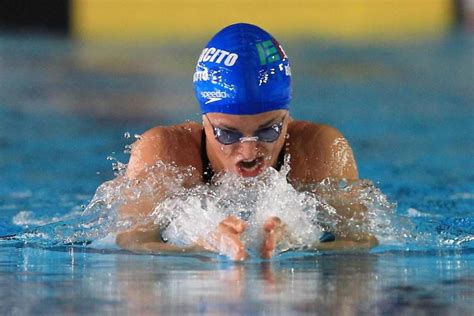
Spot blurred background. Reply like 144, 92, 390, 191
0, 0, 472, 122
0, 0, 472, 196
0, 3, 473, 314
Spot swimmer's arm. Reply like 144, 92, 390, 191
303, 198, 379, 251
119, 127, 173, 219
312, 234, 378, 251
116, 126, 200, 249
290, 124, 378, 248
319, 183, 379, 250
318, 181, 379, 250
116, 217, 247, 260
120, 124, 202, 217
279, 238, 377, 255
322, 192, 378, 245
116, 224, 207, 254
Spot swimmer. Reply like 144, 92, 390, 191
116, 23, 377, 260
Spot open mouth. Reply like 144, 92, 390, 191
236, 157, 265, 177
241, 160, 258, 169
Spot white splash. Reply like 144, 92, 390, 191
156, 167, 336, 251
7, 159, 405, 253
13, 210, 83, 227
449, 192, 474, 200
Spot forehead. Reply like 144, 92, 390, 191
205, 110, 287, 128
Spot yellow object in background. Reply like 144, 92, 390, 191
72, 0, 455, 42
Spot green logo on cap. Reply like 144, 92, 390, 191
256, 40, 281, 66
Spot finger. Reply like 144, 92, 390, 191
217, 232, 248, 261
264, 233, 276, 252
203, 221, 248, 260
229, 236, 248, 261
261, 217, 287, 259
220, 216, 247, 233
261, 241, 274, 259
263, 216, 282, 232
261, 227, 277, 259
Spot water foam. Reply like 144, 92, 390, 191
3, 159, 421, 254
156, 166, 337, 252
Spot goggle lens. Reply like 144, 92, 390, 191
209, 117, 285, 145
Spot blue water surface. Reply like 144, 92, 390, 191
0, 31, 473, 314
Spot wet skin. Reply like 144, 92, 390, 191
202, 111, 289, 178
119, 110, 376, 260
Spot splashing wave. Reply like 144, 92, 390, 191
3, 160, 470, 254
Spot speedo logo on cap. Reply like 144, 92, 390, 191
198, 48, 239, 66
200, 91, 228, 104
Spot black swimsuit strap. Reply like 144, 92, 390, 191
201, 129, 287, 184
201, 129, 215, 184
274, 140, 286, 172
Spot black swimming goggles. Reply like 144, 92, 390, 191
205, 113, 287, 145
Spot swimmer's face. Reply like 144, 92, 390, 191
203, 110, 289, 178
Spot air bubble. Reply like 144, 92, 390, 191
124, 144, 132, 155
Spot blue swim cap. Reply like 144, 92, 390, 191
193, 23, 292, 115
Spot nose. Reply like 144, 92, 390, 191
238, 141, 259, 160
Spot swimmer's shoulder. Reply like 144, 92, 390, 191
126, 121, 203, 179
287, 121, 346, 148
287, 120, 358, 182
288, 120, 337, 139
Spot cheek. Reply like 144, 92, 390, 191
216, 145, 235, 161
264, 140, 285, 161
255, 143, 277, 161
269, 145, 281, 160
260, 144, 273, 154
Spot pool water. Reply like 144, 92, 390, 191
0, 31, 473, 314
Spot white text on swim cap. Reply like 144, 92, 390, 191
201, 90, 228, 104
279, 63, 292, 76
198, 48, 239, 67
193, 68, 209, 82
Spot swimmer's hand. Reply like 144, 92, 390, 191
197, 216, 288, 260
261, 217, 287, 259
196, 216, 248, 261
